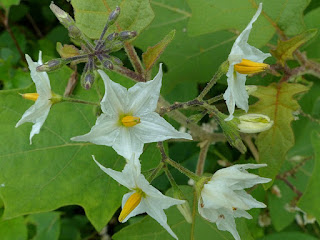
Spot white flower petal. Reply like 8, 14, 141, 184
71, 114, 120, 146
98, 70, 128, 115
92, 156, 134, 189
25, 54, 51, 97
144, 197, 179, 240
112, 127, 144, 159
127, 64, 163, 116
133, 112, 192, 143
229, 3, 262, 59
216, 210, 241, 240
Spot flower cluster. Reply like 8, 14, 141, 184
15, 2, 273, 240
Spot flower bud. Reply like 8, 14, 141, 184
118, 31, 137, 41
108, 6, 120, 25
36, 59, 66, 72
103, 59, 114, 70
106, 32, 119, 41
49, 3, 74, 27
68, 25, 82, 39
81, 72, 95, 90
238, 114, 273, 133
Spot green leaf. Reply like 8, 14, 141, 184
113, 186, 253, 240
142, 30, 175, 72
0, 66, 126, 231
298, 131, 320, 223
303, 8, 320, 61
187, 0, 310, 47
0, 216, 27, 240
271, 29, 317, 66
70, 0, 154, 39
26, 212, 61, 240
1, 0, 20, 9
268, 180, 295, 231
259, 232, 318, 240
134, 0, 236, 102
249, 83, 309, 188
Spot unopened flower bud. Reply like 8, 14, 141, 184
110, 56, 123, 66
108, 6, 120, 25
238, 114, 273, 133
49, 3, 74, 27
118, 31, 137, 41
36, 59, 66, 72
103, 60, 114, 70
106, 32, 118, 41
68, 25, 82, 39
81, 72, 95, 90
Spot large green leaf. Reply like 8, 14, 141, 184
249, 83, 309, 188
71, 0, 154, 39
0, 216, 27, 240
304, 8, 320, 61
113, 186, 253, 240
187, 0, 310, 47
134, 0, 235, 102
268, 180, 295, 231
298, 131, 320, 223
26, 212, 61, 240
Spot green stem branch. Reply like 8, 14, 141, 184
62, 97, 99, 106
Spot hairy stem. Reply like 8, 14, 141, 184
62, 97, 99, 106
195, 140, 211, 176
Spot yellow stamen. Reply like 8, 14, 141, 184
118, 192, 142, 222
121, 115, 140, 127
20, 93, 39, 101
234, 59, 269, 74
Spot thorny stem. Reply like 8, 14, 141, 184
114, 65, 145, 82
158, 96, 226, 142
197, 61, 228, 100
147, 162, 164, 183
157, 142, 201, 182
0, 10, 26, 64
159, 99, 203, 115
195, 140, 211, 176
124, 43, 144, 76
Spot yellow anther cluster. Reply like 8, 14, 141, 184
21, 93, 39, 101
234, 59, 269, 74
118, 192, 142, 222
121, 115, 140, 127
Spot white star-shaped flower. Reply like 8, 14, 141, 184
93, 155, 184, 239
72, 64, 192, 159
16, 52, 55, 144
223, 3, 271, 121
198, 164, 271, 240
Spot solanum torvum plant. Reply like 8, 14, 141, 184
11, 1, 317, 239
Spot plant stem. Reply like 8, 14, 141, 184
166, 157, 201, 182
0, 11, 26, 64
147, 162, 164, 183
114, 65, 145, 82
195, 140, 211, 176
124, 42, 144, 75
159, 98, 203, 115
242, 135, 259, 162
62, 97, 99, 106
197, 61, 228, 100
